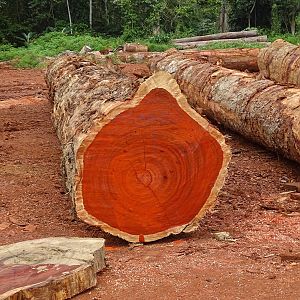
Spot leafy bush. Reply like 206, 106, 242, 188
0, 31, 172, 68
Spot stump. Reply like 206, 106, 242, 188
46, 54, 231, 243
150, 51, 300, 164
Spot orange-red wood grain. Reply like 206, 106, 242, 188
82, 88, 223, 236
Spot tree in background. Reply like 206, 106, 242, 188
274, 0, 300, 35
89, 0, 92, 31
0, 0, 298, 45
219, 0, 229, 32
115, 0, 221, 39
228, 0, 272, 30
66, 0, 73, 34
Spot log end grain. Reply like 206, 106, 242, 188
75, 71, 231, 242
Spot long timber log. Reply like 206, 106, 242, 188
46, 53, 231, 242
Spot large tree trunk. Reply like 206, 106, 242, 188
174, 36, 268, 49
89, 0, 93, 30
150, 51, 300, 164
258, 39, 300, 87
66, 0, 73, 34
112, 48, 259, 72
172, 30, 258, 44
181, 48, 260, 72
46, 54, 231, 243
219, 0, 229, 33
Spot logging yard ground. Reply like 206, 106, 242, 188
0, 63, 300, 300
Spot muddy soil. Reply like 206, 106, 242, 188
0, 63, 299, 300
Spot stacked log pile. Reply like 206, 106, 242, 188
46, 53, 231, 243
173, 30, 269, 49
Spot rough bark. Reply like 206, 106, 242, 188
181, 48, 259, 72
258, 39, 300, 87
0, 237, 105, 300
174, 36, 269, 49
173, 30, 259, 44
150, 51, 300, 164
115, 48, 259, 72
46, 53, 231, 243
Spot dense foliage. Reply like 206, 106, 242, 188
0, 0, 299, 45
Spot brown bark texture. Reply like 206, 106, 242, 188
172, 30, 259, 44
46, 53, 230, 242
258, 39, 300, 87
150, 51, 300, 164
46, 53, 140, 197
174, 36, 269, 49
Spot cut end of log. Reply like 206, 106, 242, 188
75, 71, 231, 242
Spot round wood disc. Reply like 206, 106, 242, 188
81, 87, 224, 241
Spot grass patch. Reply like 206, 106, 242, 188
268, 33, 300, 45
197, 41, 267, 50
0, 32, 172, 68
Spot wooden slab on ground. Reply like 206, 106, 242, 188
0, 237, 105, 300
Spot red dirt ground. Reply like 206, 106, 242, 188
0, 63, 299, 300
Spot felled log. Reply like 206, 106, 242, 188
258, 39, 300, 87
150, 52, 300, 164
182, 48, 259, 72
46, 54, 231, 243
116, 48, 259, 72
0, 237, 105, 300
173, 30, 259, 44
123, 43, 148, 52
174, 36, 269, 49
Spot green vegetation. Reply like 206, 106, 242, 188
198, 41, 266, 50
0, 0, 299, 68
0, 32, 172, 68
